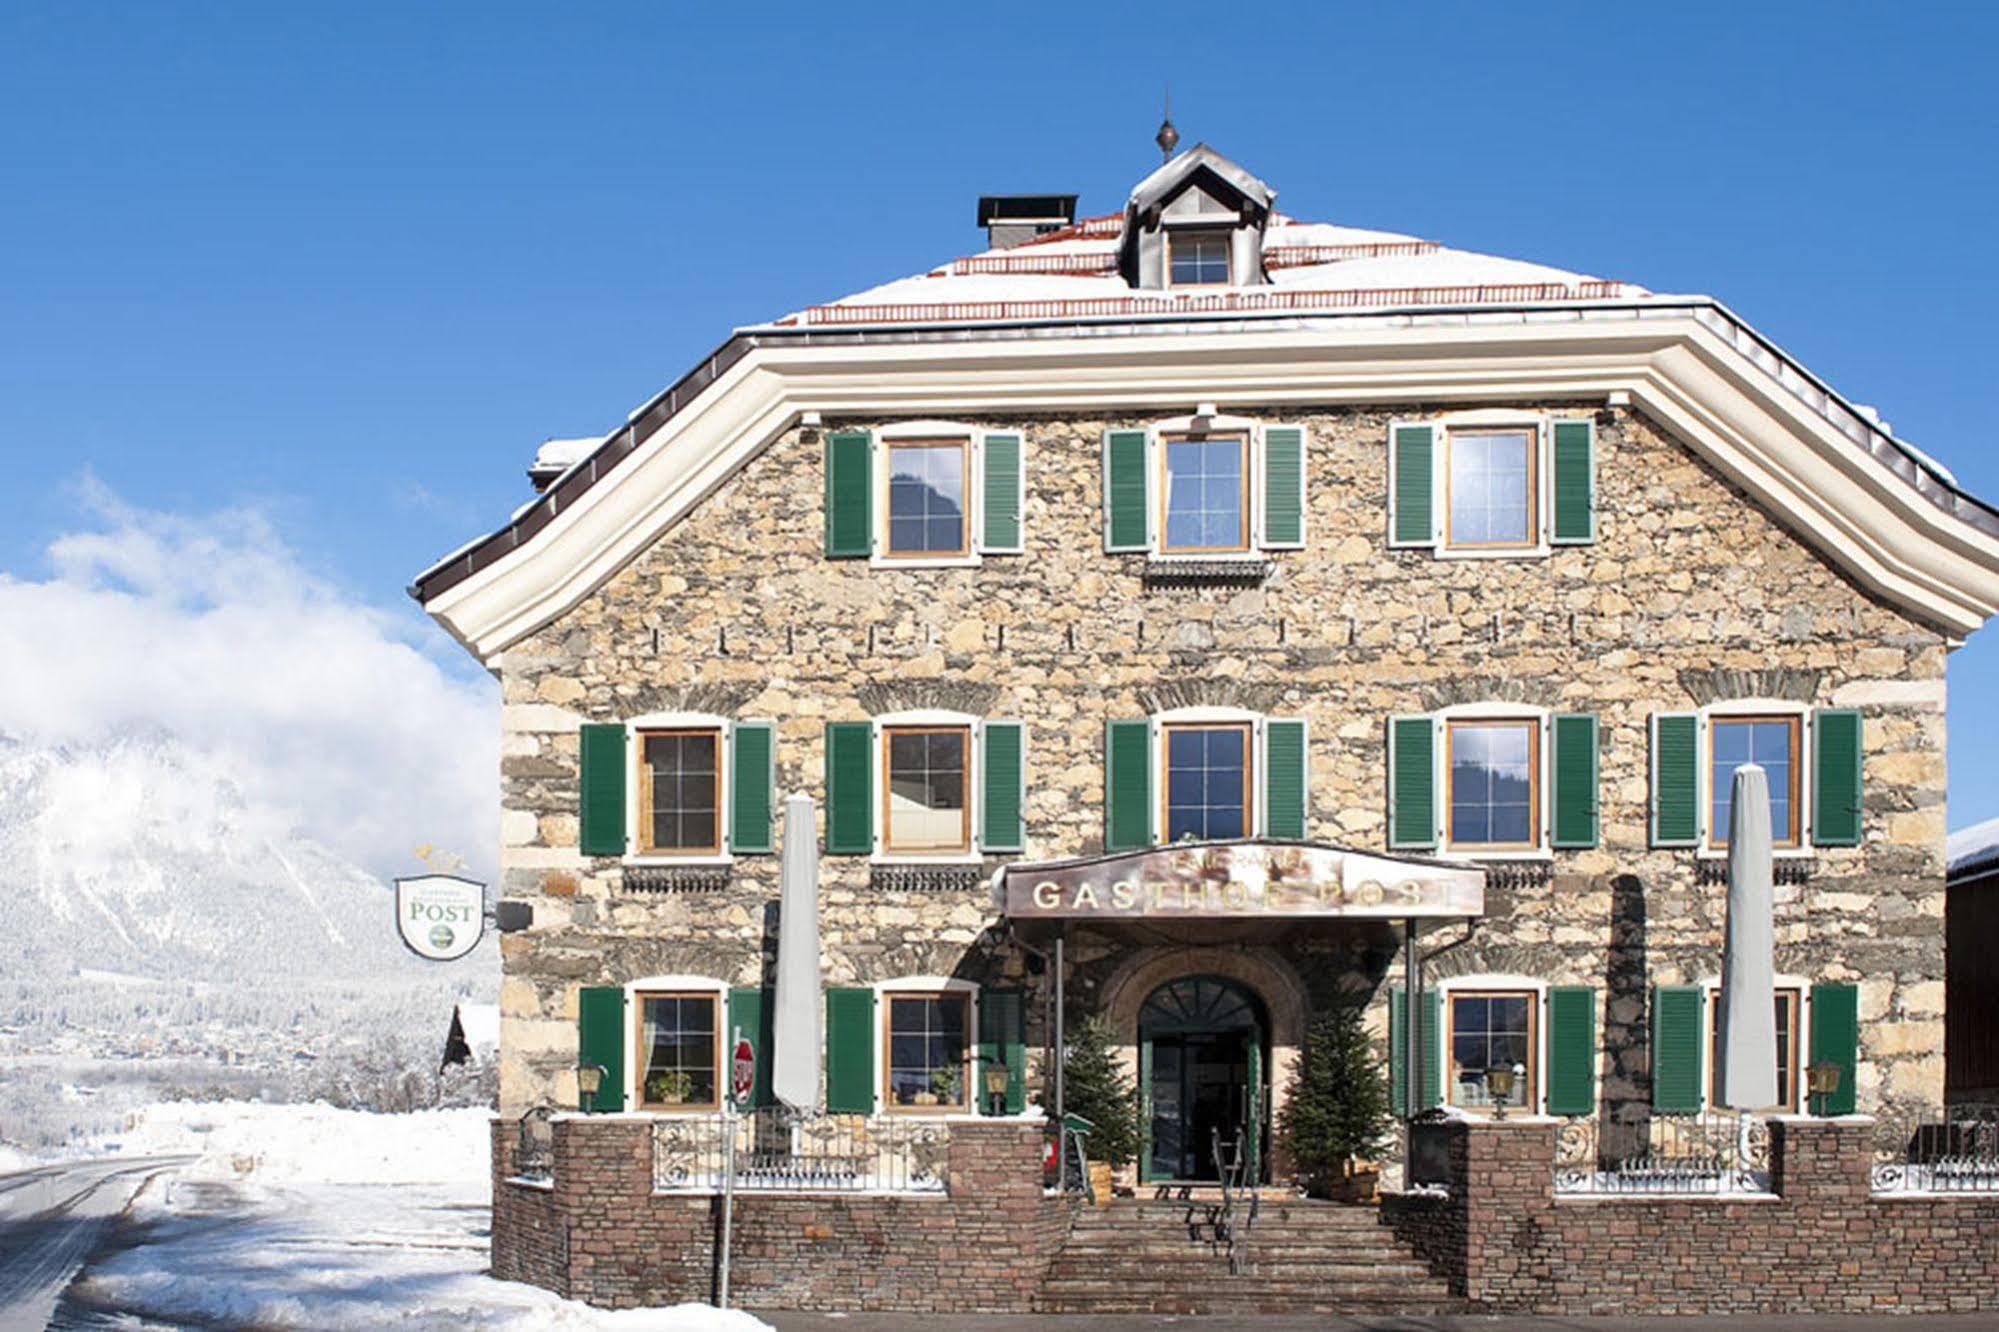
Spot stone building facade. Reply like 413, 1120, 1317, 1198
418, 143, 1999, 1305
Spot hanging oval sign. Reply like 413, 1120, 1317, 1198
394, 874, 487, 961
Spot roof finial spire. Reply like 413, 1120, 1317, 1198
1155, 89, 1179, 162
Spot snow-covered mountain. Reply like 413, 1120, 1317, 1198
0, 730, 452, 984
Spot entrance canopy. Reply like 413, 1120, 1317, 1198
996, 838, 1484, 925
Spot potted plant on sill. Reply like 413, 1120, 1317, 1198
645, 1070, 695, 1106
1278, 999, 1391, 1202
927, 1065, 961, 1109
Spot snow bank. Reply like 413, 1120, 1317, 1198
113, 1100, 491, 1184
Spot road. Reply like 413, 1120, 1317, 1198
0, 1155, 191, 1332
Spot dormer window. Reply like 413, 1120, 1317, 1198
1169, 230, 1231, 287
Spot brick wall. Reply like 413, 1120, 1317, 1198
491, 1115, 1073, 1311
1383, 1117, 1999, 1315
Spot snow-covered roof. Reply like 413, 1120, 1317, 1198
531, 437, 603, 476
1948, 816, 1999, 879
1128, 142, 1275, 212
768, 196, 1647, 328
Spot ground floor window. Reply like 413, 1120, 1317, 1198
884, 991, 969, 1111
1447, 989, 1537, 1111
1706, 986, 1801, 1112
634, 991, 720, 1110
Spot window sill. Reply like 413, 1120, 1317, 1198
1434, 544, 1551, 562
869, 554, 983, 570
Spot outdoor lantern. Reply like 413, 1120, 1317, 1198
1805, 1060, 1842, 1117
1487, 1064, 1517, 1119
984, 1063, 1011, 1116
576, 1061, 604, 1113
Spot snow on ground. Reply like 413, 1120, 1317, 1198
58, 1100, 772, 1332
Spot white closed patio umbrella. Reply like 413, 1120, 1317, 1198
1718, 763, 1779, 1112
771, 793, 824, 1112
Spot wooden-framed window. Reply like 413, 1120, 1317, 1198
1444, 427, 1538, 549
636, 728, 722, 855
1447, 989, 1537, 1111
1168, 228, 1231, 286
1445, 719, 1540, 851
1158, 434, 1250, 553
1162, 721, 1252, 842
884, 438, 970, 557
634, 990, 721, 1110
1709, 715, 1802, 848
883, 990, 970, 1111
883, 724, 971, 854
1706, 985, 1802, 1113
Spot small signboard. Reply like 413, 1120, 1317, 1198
731, 1032, 755, 1106
394, 874, 487, 961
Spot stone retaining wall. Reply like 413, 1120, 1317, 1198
1382, 1117, 1999, 1315
490, 1115, 1071, 1311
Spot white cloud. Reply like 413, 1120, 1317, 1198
1, 483, 496, 879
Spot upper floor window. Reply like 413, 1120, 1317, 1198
1160, 434, 1249, 553
637, 728, 722, 855
1445, 428, 1537, 549
884, 724, 970, 854
886, 439, 969, 558
1168, 229, 1231, 286
1163, 721, 1252, 841
1445, 718, 1540, 851
1709, 715, 1801, 848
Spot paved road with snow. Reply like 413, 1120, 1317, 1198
0, 1155, 190, 1332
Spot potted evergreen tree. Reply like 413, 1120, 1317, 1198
1062, 1016, 1141, 1198
1277, 1001, 1392, 1201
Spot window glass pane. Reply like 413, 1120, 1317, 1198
644, 731, 719, 852
640, 994, 717, 1105
886, 727, 968, 851
1710, 719, 1797, 844
1448, 431, 1532, 546
886, 994, 968, 1108
1447, 722, 1535, 847
1165, 725, 1249, 841
1161, 437, 1245, 551
1449, 991, 1533, 1108
885, 443, 966, 554
1170, 232, 1230, 285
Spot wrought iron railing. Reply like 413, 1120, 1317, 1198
1872, 1103, 1999, 1195
513, 1105, 554, 1181
1554, 1111, 1770, 1195
650, 1108, 950, 1195
1212, 1126, 1258, 1275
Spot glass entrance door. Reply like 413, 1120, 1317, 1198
1137, 975, 1269, 1183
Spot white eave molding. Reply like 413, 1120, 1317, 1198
418, 306, 1999, 660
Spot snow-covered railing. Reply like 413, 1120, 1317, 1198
1872, 1104, 1999, 1195
651, 1108, 950, 1195
946, 240, 1443, 278
1554, 1110, 1771, 1196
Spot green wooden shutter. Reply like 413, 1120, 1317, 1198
1263, 718, 1307, 839
824, 429, 873, 558
577, 985, 626, 1112
1812, 708, 1863, 848
825, 986, 876, 1114
981, 432, 1024, 553
578, 723, 627, 857
1651, 985, 1705, 1113
1261, 425, 1305, 549
1104, 720, 1153, 851
1550, 713, 1600, 849
728, 722, 775, 855
1389, 423, 1435, 548
981, 721, 1025, 853
1103, 429, 1150, 552
1809, 982, 1859, 1115
1387, 715, 1437, 850
1551, 419, 1596, 544
728, 986, 774, 1109
1650, 712, 1701, 847
1388, 988, 1443, 1115
978, 987, 1027, 1115
1546, 987, 1598, 1116
823, 721, 874, 855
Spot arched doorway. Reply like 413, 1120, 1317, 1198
1138, 975, 1270, 1183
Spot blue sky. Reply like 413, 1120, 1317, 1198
4, 2, 1999, 835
